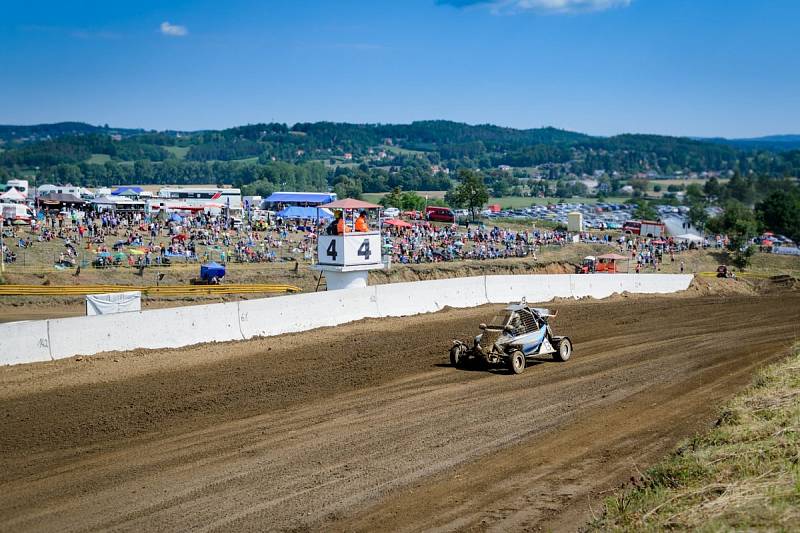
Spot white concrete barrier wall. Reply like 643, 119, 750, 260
0, 274, 693, 365
0, 320, 53, 365
238, 286, 379, 338
47, 301, 243, 360
375, 276, 488, 317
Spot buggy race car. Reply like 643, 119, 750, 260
450, 301, 572, 374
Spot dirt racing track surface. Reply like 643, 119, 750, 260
1, 290, 799, 532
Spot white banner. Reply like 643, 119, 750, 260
86, 291, 142, 316
318, 233, 382, 267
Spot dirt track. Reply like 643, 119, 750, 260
1, 291, 799, 532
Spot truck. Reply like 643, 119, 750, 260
622, 219, 666, 238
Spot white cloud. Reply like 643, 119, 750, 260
442, 0, 632, 14
507, 0, 631, 13
160, 21, 188, 37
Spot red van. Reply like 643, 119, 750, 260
425, 206, 455, 223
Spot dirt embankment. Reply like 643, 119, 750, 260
1, 289, 799, 532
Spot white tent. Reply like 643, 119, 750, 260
0, 187, 26, 202
675, 233, 704, 243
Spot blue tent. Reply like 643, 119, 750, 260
265, 192, 336, 204
200, 262, 225, 282
170, 213, 183, 223
111, 186, 143, 196
276, 206, 333, 221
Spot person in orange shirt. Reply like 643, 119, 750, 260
336, 211, 348, 234
355, 211, 369, 232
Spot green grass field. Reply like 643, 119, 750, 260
381, 145, 428, 156
86, 153, 112, 164
164, 146, 190, 159
648, 177, 730, 197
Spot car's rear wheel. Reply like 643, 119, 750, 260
508, 350, 526, 374
450, 345, 466, 367
553, 338, 572, 362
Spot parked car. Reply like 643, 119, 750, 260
425, 206, 455, 223
383, 207, 400, 218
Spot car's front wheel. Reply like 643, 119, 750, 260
553, 338, 572, 362
508, 350, 526, 374
450, 345, 466, 368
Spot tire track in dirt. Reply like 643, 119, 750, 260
0, 293, 798, 532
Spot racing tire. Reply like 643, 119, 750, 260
508, 350, 526, 374
553, 338, 572, 362
450, 345, 466, 368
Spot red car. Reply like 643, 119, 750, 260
425, 206, 455, 223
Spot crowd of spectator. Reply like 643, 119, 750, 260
1, 208, 712, 271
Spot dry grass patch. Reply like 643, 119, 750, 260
590, 345, 800, 531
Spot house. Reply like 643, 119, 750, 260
498, 165, 512, 172
343, 153, 353, 160
109, 134, 122, 142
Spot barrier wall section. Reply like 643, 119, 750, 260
0, 274, 693, 365
0, 320, 53, 365
47, 301, 243, 360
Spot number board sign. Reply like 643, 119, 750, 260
318, 233, 382, 267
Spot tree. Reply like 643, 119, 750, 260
629, 178, 649, 197
332, 176, 362, 200
448, 169, 489, 221
688, 203, 707, 228
380, 186, 403, 208
703, 176, 722, 199
684, 183, 705, 205
630, 199, 658, 221
756, 189, 800, 241
706, 200, 760, 269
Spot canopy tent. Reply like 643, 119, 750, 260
111, 186, 143, 196
319, 198, 380, 210
383, 218, 412, 228
675, 233, 704, 243
0, 187, 26, 202
276, 205, 333, 220
91, 195, 146, 211
38, 193, 85, 206
169, 213, 183, 223
264, 192, 336, 205
200, 262, 225, 282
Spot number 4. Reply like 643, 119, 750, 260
326, 240, 338, 261
357, 239, 371, 260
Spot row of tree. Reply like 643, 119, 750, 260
4, 121, 800, 179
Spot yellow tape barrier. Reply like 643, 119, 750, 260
0, 284, 302, 296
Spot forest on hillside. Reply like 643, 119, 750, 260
1, 121, 799, 196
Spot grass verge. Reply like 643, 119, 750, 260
589, 344, 800, 531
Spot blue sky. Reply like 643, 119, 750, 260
1, 0, 797, 137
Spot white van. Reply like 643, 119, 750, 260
0, 203, 34, 225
